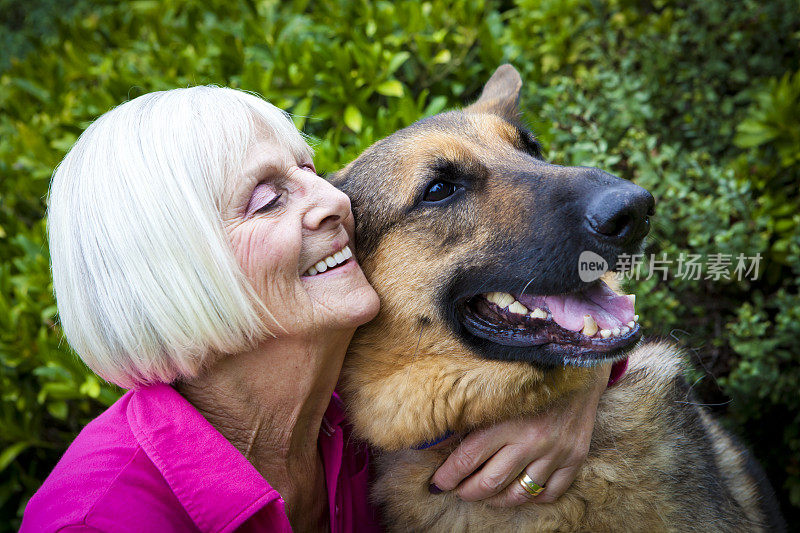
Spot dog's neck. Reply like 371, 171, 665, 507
339, 312, 596, 451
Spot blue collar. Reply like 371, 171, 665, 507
413, 430, 455, 450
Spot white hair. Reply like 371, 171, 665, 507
48, 86, 312, 389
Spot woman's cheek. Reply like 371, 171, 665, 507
228, 229, 275, 289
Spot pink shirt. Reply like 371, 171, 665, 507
21, 383, 381, 532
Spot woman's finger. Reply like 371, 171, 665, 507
453, 445, 531, 502
430, 432, 505, 491
482, 460, 557, 508
527, 465, 580, 504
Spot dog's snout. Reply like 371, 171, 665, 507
585, 183, 655, 245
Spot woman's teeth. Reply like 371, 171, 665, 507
304, 246, 353, 276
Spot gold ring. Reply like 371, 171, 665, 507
518, 472, 545, 497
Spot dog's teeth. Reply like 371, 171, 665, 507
529, 308, 548, 319
581, 315, 598, 336
634, 314, 640, 322
333, 251, 345, 264
315, 260, 328, 273
620, 326, 630, 335
497, 293, 514, 308
627, 321, 635, 328
307, 266, 318, 276
600, 329, 612, 339
509, 301, 528, 315
486, 292, 514, 308
612, 327, 621, 336
627, 294, 636, 307
342, 246, 353, 260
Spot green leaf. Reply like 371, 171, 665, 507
47, 401, 69, 420
376, 80, 404, 98
386, 52, 411, 75
432, 49, 452, 64
734, 121, 777, 148
130, 1, 160, 14
344, 105, 363, 133
424, 96, 448, 116
0, 442, 30, 473
8, 78, 49, 102
80, 375, 102, 398
37, 382, 78, 403
292, 97, 313, 130
40, 305, 57, 322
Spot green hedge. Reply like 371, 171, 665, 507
1, 0, 798, 528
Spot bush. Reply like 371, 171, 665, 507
1, 0, 798, 528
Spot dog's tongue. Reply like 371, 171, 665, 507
518, 282, 635, 331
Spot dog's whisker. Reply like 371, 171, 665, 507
670, 328, 721, 387
519, 272, 539, 295
685, 374, 706, 396
609, 434, 639, 483
413, 322, 426, 360
674, 400, 732, 407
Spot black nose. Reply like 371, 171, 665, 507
585, 183, 655, 245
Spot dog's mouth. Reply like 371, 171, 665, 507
458, 279, 640, 364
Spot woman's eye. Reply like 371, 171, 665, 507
254, 193, 282, 214
423, 180, 458, 203
246, 182, 282, 216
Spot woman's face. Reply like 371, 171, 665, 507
222, 134, 380, 337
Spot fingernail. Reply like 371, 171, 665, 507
428, 483, 443, 494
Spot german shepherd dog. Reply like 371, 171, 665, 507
331, 65, 785, 532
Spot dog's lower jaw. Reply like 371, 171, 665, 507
339, 314, 596, 451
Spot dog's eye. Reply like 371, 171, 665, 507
423, 180, 458, 203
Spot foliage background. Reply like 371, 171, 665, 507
1, 0, 799, 529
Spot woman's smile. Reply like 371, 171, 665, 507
301, 243, 354, 277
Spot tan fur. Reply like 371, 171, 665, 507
697, 410, 773, 528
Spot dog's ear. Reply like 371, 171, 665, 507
465, 64, 522, 121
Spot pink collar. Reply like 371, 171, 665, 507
607, 357, 629, 387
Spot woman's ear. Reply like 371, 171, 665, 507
464, 64, 523, 121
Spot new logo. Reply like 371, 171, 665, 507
578, 251, 608, 282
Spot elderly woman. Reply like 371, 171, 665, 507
21, 87, 613, 532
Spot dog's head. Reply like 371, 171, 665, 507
332, 65, 654, 449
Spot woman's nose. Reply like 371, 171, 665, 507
301, 171, 352, 232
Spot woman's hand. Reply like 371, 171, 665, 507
430, 363, 612, 507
